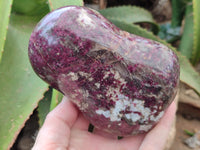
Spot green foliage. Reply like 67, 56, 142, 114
50, 89, 63, 111
158, 23, 181, 43
48, 0, 83, 11
0, 14, 48, 149
0, 0, 13, 62
38, 88, 52, 127
171, 0, 187, 27
99, 6, 159, 34
178, 3, 193, 59
184, 129, 195, 136
12, 0, 49, 16
174, 0, 200, 65
191, 0, 200, 65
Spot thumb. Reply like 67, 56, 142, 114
32, 96, 79, 150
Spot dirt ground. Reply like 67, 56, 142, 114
170, 103, 200, 150
169, 84, 200, 150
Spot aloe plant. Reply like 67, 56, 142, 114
172, 0, 200, 65
99, 6, 159, 34
191, 0, 200, 65
0, 0, 13, 62
48, 0, 83, 10
12, 0, 49, 16
171, 0, 186, 27
178, 3, 193, 59
0, 14, 48, 149
0, 0, 200, 149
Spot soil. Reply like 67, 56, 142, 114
11, 110, 39, 150
170, 103, 200, 150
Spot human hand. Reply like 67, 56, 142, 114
32, 96, 176, 150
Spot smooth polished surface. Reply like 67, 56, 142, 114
29, 6, 180, 136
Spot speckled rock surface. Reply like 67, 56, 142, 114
28, 6, 180, 136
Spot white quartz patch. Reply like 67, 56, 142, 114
78, 71, 91, 78
96, 109, 111, 119
95, 82, 100, 88
125, 113, 140, 122
96, 95, 148, 122
96, 96, 128, 121
95, 95, 164, 124
77, 9, 95, 29
150, 111, 164, 122
67, 72, 78, 81
139, 124, 153, 132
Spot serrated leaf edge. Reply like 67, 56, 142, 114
0, 0, 13, 63
191, 0, 200, 65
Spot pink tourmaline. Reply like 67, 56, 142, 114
28, 6, 180, 136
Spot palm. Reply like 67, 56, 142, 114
69, 112, 145, 150
33, 97, 176, 150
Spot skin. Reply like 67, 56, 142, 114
32, 96, 176, 150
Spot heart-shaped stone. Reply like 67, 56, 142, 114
28, 6, 180, 136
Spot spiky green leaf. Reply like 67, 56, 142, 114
99, 6, 159, 34
191, 0, 200, 65
0, 0, 13, 62
178, 3, 193, 59
48, 0, 83, 11
12, 0, 49, 16
0, 14, 48, 149
50, 89, 63, 111
38, 88, 52, 127
171, 0, 186, 27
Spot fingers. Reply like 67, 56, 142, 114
139, 101, 177, 150
32, 96, 79, 150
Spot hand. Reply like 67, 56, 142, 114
32, 96, 176, 150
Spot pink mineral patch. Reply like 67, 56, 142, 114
28, 6, 180, 136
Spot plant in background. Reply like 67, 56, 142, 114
160, 0, 200, 65
0, 0, 199, 149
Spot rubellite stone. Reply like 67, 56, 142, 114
28, 6, 180, 136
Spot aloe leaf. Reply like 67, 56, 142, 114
38, 87, 63, 128
38, 88, 52, 127
99, 6, 159, 34
191, 0, 200, 65
50, 89, 63, 111
0, 0, 13, 62
48, 0, 83, 11
0, 14, 48, 149
38, 88, 63, 127
108, 19, 200, 95
12, 0, 49, 16
178, 3, 193, 59
171, 0, 186, 27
